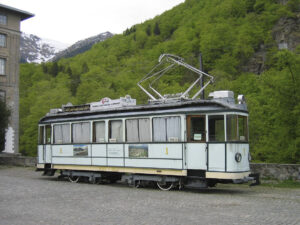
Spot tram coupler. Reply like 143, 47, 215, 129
249, 173, 260, 186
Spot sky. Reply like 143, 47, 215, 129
1, 0, 184, 45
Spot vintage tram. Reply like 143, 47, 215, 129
36, 54, 258, 190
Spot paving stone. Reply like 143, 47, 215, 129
0, 167, 299, 225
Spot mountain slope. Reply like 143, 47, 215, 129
20, 0, 300, 163
51, 32, 114, 61
20, 33, 69, 63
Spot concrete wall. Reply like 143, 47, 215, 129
0, 155, 299, 181
0, 154, 36, 167
250, 163, 300, 181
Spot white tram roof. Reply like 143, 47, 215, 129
39, 98, 248, 124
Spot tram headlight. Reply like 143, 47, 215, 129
235, 153, 242, 163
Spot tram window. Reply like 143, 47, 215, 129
54, 124, 70, 144
238, 116, 248, 141
126, 118, 151, 142
39, 126, 44, 144
153, 116, 181, 142
72, 122, 90, 143
45, 125, 51, 144
187, 116, 205, 142
126, 119, 139, 142
109, 120, 123, 142
209, 115, 224, 142
139, 118, 151, 142
226, 115, 238, 141
93, 121, 105, 142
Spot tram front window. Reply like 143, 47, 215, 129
226, 115, 248, 142
187, 116, 205, 142
238, 115, 248, 141
45, 125, 51, 144
39, 126, 44, 144
208, 115, 224, 142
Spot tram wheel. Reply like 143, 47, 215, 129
157, 181, 174, 191
89, 177, 100, 184
68, 176, 80, 183
134, 180, 141, 188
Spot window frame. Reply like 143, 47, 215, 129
53, 123, 71, 144
0, 14, 7, 25
208, 114, 225, 142
187, 115, 206, 143
225, 114, 249, 142
238, 115, 248, 142
152, 115, 182, 142
0, 33, 6, 47
0, 57, 6, 75
108, 119, 123, 143
93, 120, 106, 143
38, 126, 44, 145
0, 90, 5, 102
71, 121, 91, 144
125, 117, 151, 143
45, 125, 52, 144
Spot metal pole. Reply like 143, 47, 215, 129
199, 53, 204, 99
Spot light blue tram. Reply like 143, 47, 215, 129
36, 54, 259, 190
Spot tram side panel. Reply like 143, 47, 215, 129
185, 143, 207, 170
37, 145, 44, 164
226, 143, 249, 172
51, 144, 92, 165
91, 144, 107, 166
124, 143, 183, 169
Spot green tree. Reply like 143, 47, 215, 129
153, 22, 160, 35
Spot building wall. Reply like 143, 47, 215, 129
0, 10, 21, 153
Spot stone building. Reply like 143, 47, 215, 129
0, 4, 33, 153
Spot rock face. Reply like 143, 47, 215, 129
20, 33, 69, 63
272, 15, 300, 51
50, 31, 114, 62
243, 13, 300, 74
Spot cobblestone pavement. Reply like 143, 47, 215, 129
0, 167, 299, 225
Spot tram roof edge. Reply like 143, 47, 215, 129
39, 99, 248, 124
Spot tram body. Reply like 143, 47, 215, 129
37, 92, 256, 189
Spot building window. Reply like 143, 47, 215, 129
0, 58, 6, 75
126, 118, 151, 142
0, 34, 6, 47
152, 116, 181, 142
0, 14, 7, 25
0, 90, 5, 102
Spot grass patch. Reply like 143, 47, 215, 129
260, 179, 300, 189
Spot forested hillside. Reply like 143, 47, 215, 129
20, 0, 300, 163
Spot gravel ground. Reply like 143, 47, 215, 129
0, 166, 299, 225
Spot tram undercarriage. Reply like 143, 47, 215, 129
37, 165, 260, 191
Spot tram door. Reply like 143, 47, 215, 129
44, 125, 52, 163
186, 116, 207, 169
39, 125, 52, 164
